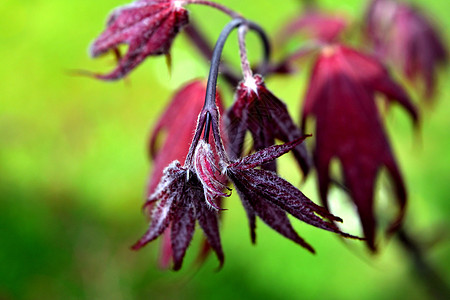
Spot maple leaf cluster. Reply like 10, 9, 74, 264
85, 0, 447, 269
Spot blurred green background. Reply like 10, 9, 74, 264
1, 0, 449, 299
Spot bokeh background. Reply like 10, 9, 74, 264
1, 0, 449, 299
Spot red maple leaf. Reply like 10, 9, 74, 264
226, 137, 360, 252
133, 161, 224, 270
144, 80, 224, 269
225, 75, 311, 174
366, 0, 447, 99
90, 0, 189, 80
302, 44, 418, 250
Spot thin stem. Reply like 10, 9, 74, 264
184, 21, 271, 87
248, 22, 271, 77
185, 18, 271, 167
184, 19, 245, 167
238, 25, 253, 81
203, 18, 246, 110
183, 0, 241, 18
204, 19, 271, 109
184, 23, 241, 87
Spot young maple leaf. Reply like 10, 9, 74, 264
133, 161, 224, 270
301, 44, 418, 250
148, 80, 224, 194
145, 80, 224, 269
366, 0, 447, 99
224, 74, 311, 174
90, 0, 189, 80
226, 137, 359, 252
194, 140, 231, 210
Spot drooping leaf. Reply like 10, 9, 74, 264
90, 0, 189, 80
230, 171, 315, 252
171, 199, 196, 270
225, 75, 311, 175
134, 161, 225, 269
366, 0, 447, 99
302, 44, 417, 250
194, 188, 225, 268
227, 140, 359, 252
133, 161, 186, 250
142, 81, 224, 268
228, 136, 310, 171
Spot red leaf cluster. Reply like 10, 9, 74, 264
133, 161, 224, 270
145, 80, 224, 269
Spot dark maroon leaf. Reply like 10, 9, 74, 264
230, 169, 352, 237
171, 200, 196, 270
90, 0, 189, 80
250, 196, 315, 253
225, 75, 311, 175
132, 161, 186, 250
301, 44, 417, 250
230, 172, 315, 252
228, 136, 310, 171
144, 81, 225, 269
238, 192, 257, 244
366, 0, 447, 99
133, 160, 224, 269
227, 141, 360, 253
194, 191, 225, 268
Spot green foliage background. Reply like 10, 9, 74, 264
1, 0, 449, 299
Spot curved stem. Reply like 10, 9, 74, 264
204, 19, 271, 109
183, 0, 241, 18
184, 23, 241, 86
203, 18, 245, 109
185, 18, 271, 167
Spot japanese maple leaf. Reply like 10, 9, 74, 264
302, 44, 418, 250
226, 137, 359, 252
90, 0, 189, 80
224, 74, 311, 174
366, 0, 447, 99
133, 161, 224, 270
148, 80, 224, 194
145, 80, 224, 269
